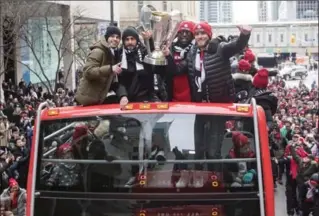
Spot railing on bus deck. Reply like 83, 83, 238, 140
251, 98, 265, 216
42, 123, 76, 158
41, 158, 257, 164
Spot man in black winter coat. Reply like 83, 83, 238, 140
118, 27, 162, 102
247, 68, 278, 129
162, 22, 252, 172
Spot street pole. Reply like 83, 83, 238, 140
110, 0, 114, 25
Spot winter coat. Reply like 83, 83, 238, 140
0, 188, 26, 216
167, 32, 250, 103
0, 121, 9, 147
118, 45, 162, 102
232, 72, 253, 95
75, 38, 127, 106
46, 163, 81, 187
247, 88, 278, 128
291, 146, 318, 184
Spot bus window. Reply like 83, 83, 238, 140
34, 113, 261, 216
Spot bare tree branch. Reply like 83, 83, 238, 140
1, 1, 98, 92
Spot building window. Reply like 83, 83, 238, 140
268, 34, 272, 43
163, 1, 167, 11
257, 34, 260, 43
304, 33, 308, 41
138, 0, 143, 13
280, 34, 284, 42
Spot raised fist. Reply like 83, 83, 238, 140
237, 25, 252, 35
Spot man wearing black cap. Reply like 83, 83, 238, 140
118, 27, 161, 102
75, 25, 128, 108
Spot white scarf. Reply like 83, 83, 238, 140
306, 181, 315, 200
194, 50, 206, 92
120, 49, 144, 71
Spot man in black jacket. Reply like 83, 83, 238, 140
118, 27, 161, 102
163, 22, 252, 174
248, 68, 278, 130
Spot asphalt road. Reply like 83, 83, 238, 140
284, 70, 318, 89
275, 181, 287, 216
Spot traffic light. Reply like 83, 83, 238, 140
290, 35, 296, 44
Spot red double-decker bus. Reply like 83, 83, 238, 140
27, 99, 274, 216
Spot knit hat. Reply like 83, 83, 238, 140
232, 132, 249, 148
122, 27, 139, 42
178, 21, 195, 34
72, 125, 88, 141
56, 143, 72, 157
9, 178, 18, 188
194, 22, 212, 39
252, 68, 269, 88
238, 59, 251, 73
105, 26, 121, 40
244, 50, 255, 63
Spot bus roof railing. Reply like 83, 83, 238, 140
251, 98, 265, 216
41, 158, 257, 164
44, 123, 76, 141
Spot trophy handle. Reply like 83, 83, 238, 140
136, 25, 152, 54
139, 5, 157, 55
163, 10, 183, 49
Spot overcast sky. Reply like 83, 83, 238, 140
233, 1, 258, 23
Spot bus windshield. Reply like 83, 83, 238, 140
35, 113, 260, 216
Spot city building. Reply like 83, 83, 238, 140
199, 1, 233, 23
271, 1, 280, 21
118, 1, 197, 29
257, 1, 270, 22
211, 20, 318, 59
296, 0, 318, 20
0, 1, 114, 89
277, 1, 318, 21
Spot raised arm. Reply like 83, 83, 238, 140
219, 25, 252, 60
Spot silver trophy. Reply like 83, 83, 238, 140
138, 5, 183, 66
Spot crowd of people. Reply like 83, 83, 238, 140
0, 20, 317, 216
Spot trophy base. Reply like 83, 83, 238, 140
144, 50, 167, 66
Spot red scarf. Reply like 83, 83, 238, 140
10, 191, 18, 209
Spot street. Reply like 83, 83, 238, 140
275, 182, 287, 216
284, 70, 318, 89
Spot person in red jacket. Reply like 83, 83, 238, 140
166, 21, 195, 102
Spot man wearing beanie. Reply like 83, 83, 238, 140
75, 25, 128, 108
118, 27, 162, 102
248, 68, 278, 129
232, 59, 253, 102
166, 21, 195, 102
244, 49, 258, 76
163, 23, 252, 175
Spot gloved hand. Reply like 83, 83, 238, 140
242, 169, 256, 184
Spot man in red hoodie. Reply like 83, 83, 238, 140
165, 21, 195, 102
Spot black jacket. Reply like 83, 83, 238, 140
249, 88, 278, 128
166, 33, 250, 103
232, 72, 253, 95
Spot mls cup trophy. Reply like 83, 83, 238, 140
138, 5, 183, 66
